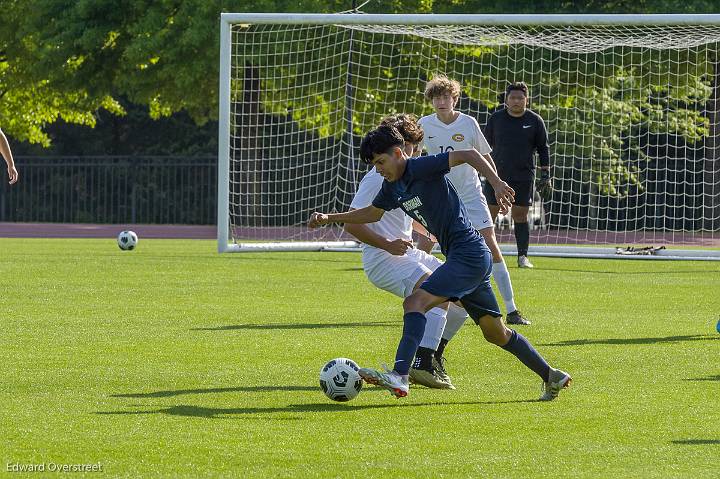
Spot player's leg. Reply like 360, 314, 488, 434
404, 251, 454, 389
432, 302, 468, 385
460, 286, 571, 401
478, 226, 530, 325
482, 180, 501, 221
359, 287, 449, 398
362, 251, 451, 389
511, 180, 534, 268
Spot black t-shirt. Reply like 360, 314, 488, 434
484, 109, 550, 181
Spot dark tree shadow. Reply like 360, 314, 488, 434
671, 439, 720, 445
111, 385, 319, 398
96, 399, 539, 419
541, 335, 719, 347
192, 321, 397, 331
684, 375, 720, 382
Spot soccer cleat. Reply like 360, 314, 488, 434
506, 310, 531, 325
409, 367, 454, 389
432, 356, 456, 390
517, 255, 534, 268
539, 368, 572, 401
359, 366, 409, 398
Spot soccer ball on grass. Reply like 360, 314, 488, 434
319, 358, 363, 402
117, 230, 138, 250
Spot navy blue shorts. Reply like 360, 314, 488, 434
419, 243, 501, 322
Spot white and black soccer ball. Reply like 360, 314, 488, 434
117, 230, 138, 251
319, 358, 363, 402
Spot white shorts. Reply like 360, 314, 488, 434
461, 192, 493, 231
362, 247, 444, 298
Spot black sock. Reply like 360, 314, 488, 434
435, 338, 449, 359
514, 222, 530, 257
412, 346, 434, 371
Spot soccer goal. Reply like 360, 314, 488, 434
218, 13, 720, 260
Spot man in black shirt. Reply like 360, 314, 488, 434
482, 82, 551, 268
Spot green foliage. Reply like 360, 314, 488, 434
1, 0, 718, 208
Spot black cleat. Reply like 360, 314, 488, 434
506, 310, 531, 325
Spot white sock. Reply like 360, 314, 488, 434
442, 303, 468, 341
419, 307, 446, 350
492, 260, 517, 313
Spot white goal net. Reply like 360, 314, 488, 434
218, 14, 720, 258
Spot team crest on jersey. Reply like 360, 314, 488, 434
452, 133, 465, 142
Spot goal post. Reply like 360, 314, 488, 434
218, 13, 720, 259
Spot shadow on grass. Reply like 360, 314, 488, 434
534, 267, 720, 275
192, 321, 397, 331
684, 375, 720, 382
112, 385, 319, 398
671, 439, 720, 445
96, 399, 538, 418
541, 334, 719, 347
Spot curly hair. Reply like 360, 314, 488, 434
424, 74, 462, 101
378, 113, 424, 145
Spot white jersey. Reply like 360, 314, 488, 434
350, 168, 413, 264
349, 168, 443, 297
418, 112, 493, 229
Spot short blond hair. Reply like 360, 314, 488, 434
424, 75, 461, 101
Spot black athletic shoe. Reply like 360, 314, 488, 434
506, 310, 531, 325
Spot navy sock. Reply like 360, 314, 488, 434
514, 222, 530, 257
500, 329, 551, 382
394, 312, 427, 376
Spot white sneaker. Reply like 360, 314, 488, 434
539, 368, 572, 401
409, 367, 453, 389
359, 366, 409, 398
518, 255, 534, 268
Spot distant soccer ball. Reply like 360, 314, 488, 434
117, 230, 138, 251
319, 358, 363, 402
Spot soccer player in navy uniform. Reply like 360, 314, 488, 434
483, 82, 551, 268
309, 125, 571, 400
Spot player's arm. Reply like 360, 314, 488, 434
308, 205, 384, 228
535, 115, 550, 173
481, 152, 497, 173
449, 149, 514, 212
0, 128, 18, 184
472, 119, 497, 173
343, 209, 413, 256
411, 220, 436, 254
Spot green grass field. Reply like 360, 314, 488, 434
1, 238, 719, 478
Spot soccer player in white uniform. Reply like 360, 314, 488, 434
418, 75, 531, 328
345, 114, 468, 389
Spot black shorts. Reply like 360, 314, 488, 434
483, 179, 534, 207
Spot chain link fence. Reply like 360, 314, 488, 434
0, 156, 217, 224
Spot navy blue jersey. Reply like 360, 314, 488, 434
371, 152, 486, 257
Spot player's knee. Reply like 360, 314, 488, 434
511, 208, 529, 223
478, 316, 510, 345
482, 329, 508, 345
403, 294, 424, 313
